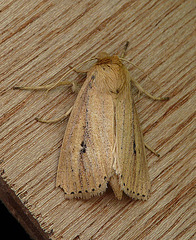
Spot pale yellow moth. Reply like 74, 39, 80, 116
14, 44, 169, 200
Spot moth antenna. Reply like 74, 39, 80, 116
120, 57, 155, 83
121, 41, 129, 58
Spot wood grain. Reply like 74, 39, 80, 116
0, 0, 195, 239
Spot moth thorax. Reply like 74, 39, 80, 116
103, 64, 127, 96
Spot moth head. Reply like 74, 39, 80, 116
96, 52, 110, 60
96, 52, 122, 66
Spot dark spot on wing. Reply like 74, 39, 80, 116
80, 141, 87, 154
133, 141, 136, 155
110, 89, 120, 94
81, 148, 86, 153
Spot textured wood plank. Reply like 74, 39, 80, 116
0, 0, 195, 239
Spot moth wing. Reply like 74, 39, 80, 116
115, 81, 151, 200
56, 68, 114, 199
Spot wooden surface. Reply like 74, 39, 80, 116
0, 0, 195, 239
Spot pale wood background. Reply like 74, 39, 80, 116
0, 0, 195, 239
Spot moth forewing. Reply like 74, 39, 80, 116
113, 67, 151, 200
56, 66, 115, 199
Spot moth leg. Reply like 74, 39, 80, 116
35, 106, 73, 123
14, 80, 74, 92
68, 65, 87, 74
132, 78, 169, 101
145, 142, 160, 157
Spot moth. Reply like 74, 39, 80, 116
14, 45, 169, 200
